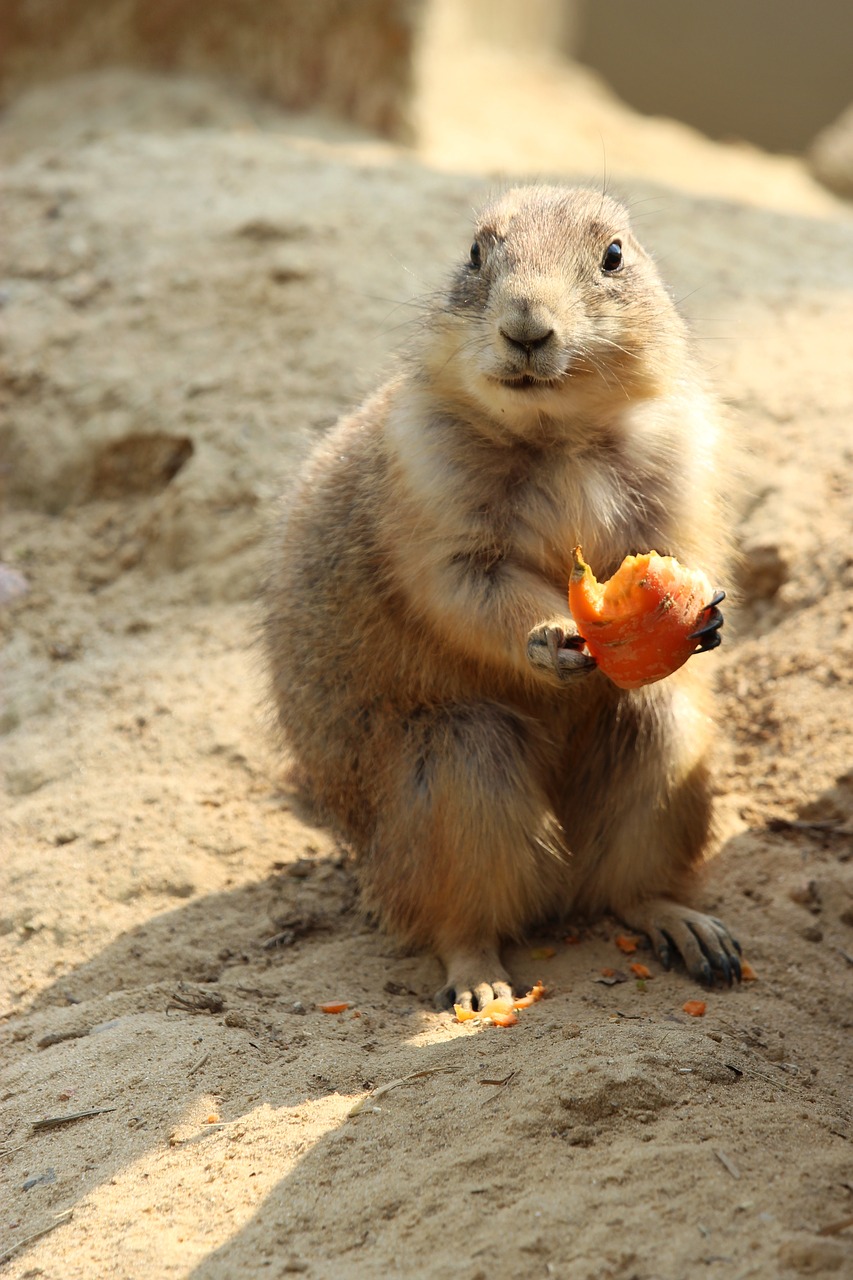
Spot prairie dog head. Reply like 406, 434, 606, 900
424, 186, 688, 438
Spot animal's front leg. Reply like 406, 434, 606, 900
526, 620, 597, 682
436, 946, 514, 1012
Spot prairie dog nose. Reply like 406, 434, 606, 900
498, 305, 555, 353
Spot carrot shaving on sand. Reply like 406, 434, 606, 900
512, 980, 546, 1009
740, 960, 758, 981
487, 1010, 519, 1028
682, 999, 707, 1017
615, 935, 639, 954
630, 963, 653, 979
529, 946, 556, 961
454, 983, 545, 1027
601, 967, 617, 978
454, 998, 517, 1027
319, 1001, 350, 1014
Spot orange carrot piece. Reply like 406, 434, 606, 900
740, 960, 758, 981
530, 946, 556, 961
489, 1010, 519, 1027
453, 1004, 477, 1022
630, 963, 653, 979
682, 999, 707, 1017
615, 935, 639, 954
513, 980, 546, 1008
454, 997, 518, 1026
319, 1001, 350, 1014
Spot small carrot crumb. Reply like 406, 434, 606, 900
615, 935, 639, 954
513, 980, 546, 1008
601, 967, 617, 978
319, 1001, 350, 1014
629, 963, 653, 979
740, 960, 758, 981
530, 946, 556, 961
488, 1010, 519, 1028
453, 1004, 477, 1022
205, 1114, 220, 1125
454, 997, 518, 1027
682, 999, 707, 1017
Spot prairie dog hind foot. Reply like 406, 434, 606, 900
622, 899, 742, 987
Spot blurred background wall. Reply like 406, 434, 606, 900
0, 0, 420, 138
572, 0, 853, 154
1, 0, 851, 156
448, 0, 853, 154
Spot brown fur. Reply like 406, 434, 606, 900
264, 186, 740, 1007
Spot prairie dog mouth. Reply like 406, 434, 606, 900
493, 373, 565, 391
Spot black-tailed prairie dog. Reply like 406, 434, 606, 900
264, 185, 739, 1008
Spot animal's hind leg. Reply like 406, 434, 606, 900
361, 702, 568, 1010
560, 686, 741, 987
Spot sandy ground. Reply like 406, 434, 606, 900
2, 37, 853, 1280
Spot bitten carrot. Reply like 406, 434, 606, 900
569, 546, 718, 690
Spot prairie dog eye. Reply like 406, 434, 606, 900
602, 240, 623, 274
469, 241, 482, 270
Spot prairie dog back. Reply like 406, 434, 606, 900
264, 185, 740, 1008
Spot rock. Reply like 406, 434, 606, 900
738, 537, 792, 600
89, 433, 194, 499
808, 102, 853, 199
778, 1236, 847, 1274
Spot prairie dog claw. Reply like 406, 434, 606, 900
690, 590, 726, 655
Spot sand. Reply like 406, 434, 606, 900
2, 43, 852, 1280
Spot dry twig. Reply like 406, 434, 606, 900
348, 1066, 456, 1117
0, 1209, 73, 1266
31, 1107, 116, 1132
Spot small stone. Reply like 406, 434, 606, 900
778, 1236, 846, 1274
738, 539, 791, 600
789, 880, 820, 907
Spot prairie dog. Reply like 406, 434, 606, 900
264, 185, 739, 1008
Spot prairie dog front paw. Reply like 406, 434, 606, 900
526, 620, 597, 683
